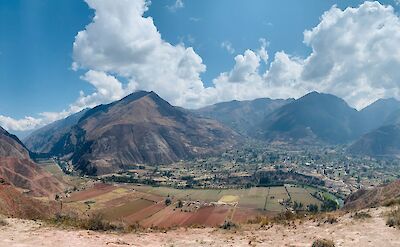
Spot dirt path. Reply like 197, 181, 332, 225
1, 207, 399, 247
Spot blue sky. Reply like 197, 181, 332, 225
1, 0, 400, 134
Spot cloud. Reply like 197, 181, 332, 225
167, 0, 184, 12
3, 1, 400, 132
221, 41, 235, 54
73, 0, 210, 108
299, 1, 400, 108
213, 1, 400, 109
189, 17, 201, 22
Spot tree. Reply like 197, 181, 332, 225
165, 197, 172, 206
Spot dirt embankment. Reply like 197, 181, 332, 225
0, 207, 400, 247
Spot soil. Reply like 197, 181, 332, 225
1, 207, 400, 246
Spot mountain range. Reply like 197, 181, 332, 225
25, 91, 239, 175
20, 90, 400, 175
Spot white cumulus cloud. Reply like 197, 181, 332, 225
3, 1, 400, 132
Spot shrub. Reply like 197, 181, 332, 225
220, 220, 237, 230
386, 207, 400, 228
273, 210, 296, 224
49, 213, 121, 232
324, 215, 338, 224
311, 238, 335, 247
85, 213, 117, 231
0, 218, 8, 227
247, 215, 270, 226
352, 211, 371, 220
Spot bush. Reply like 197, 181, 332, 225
0, 218, 8, 227
49, 213, 121, 232
311, 238, 335, 247
386, 207, 400, 228
85, 213, 118, 231
247, 215, 270, 226
220, 220, 237, 230
324, 215, 338, 224
352, 211, 371, 220
273, 210, 296, 224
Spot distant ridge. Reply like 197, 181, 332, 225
195, 97, 293, 136
258, 91, 362, 144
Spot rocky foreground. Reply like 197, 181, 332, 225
0, 207, 399, 247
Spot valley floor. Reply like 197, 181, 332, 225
0, 207, 399, 247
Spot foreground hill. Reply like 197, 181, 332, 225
343, 180, 400, 210
36, 91, 239, 175
348, 124, 400, 158
24, 109, 89, 154
0, 207, 397, 246
194, 98, 293, 135
0, 126, 64, 196
0, 183, 57, 219
259, 91, 362, 144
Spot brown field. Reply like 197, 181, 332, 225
65, 183, 333, 228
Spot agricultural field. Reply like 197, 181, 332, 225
64, 183, 334, 228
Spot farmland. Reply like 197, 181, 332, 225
64, 183, 336, 228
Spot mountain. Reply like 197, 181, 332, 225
348, 124, 400, 158
24, 108, 89, 153
194, 98, 293, 135
259, 91, 362, 144
343, 180, 400, 210
36, 91, 239, 175
0, 126, 64, 196
359, 98, 400, 133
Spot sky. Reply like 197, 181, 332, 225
1, 0, 400, 135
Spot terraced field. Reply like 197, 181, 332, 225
65, 183, 333, 227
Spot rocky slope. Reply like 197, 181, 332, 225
24, 109, 89, 154
0, 126, 64, 196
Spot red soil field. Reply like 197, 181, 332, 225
124, 202, 166, 224
66, 183, 116, 202
182, 205, 231, 227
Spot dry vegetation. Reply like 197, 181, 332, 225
0, 218, 7, 227
386, 206, 400, 228
312, 238, 335, 247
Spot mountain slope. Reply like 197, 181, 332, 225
0, 126, 64, 196
348, 124, 400, 157
359, 98, 400, 133
194, 98, 293, 135
259, 91, 361, 144
42, 91, 239, 175
24, 109, 89, 153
